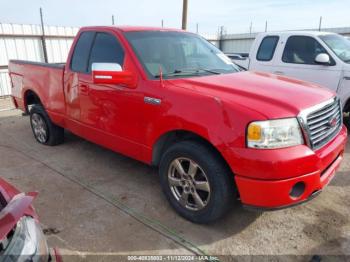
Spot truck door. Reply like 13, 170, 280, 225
275, 35, 342, 91
64, 31, 95, 126
77, 31, 144, 159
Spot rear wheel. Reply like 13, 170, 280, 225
159, 141, 236, 223
30, 105, 64, 146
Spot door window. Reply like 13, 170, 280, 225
88, 32, 125, 72
282, 36, 335, 65
70, 32, 95, 73
256, 36, 279, 61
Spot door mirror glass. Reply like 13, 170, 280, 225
315, 53, 331, 65
92, 63, 135, 88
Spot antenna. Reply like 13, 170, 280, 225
159, 66, 164, 87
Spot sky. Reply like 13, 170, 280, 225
0, 0, 349, 35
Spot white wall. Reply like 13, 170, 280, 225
0, 23, 78, 97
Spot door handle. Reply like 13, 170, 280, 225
79, 84, 90, 94
274, 71, 285, 75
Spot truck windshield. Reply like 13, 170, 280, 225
320, 34, 350, 63
124, 31, 239, 79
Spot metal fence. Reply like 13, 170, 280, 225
0, 23, 78, 100
0, 70, 11, 97
1, 23, 350, 101
220, 27, 350, 54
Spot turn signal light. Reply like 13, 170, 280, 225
247, 124, 262, 141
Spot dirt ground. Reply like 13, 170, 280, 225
0, 108, 349, 261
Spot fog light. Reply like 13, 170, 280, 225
290, 182, 305, 199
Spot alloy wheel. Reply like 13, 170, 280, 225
31, 113, 48, 143
168, 157, 211, 211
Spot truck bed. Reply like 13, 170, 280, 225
9, 60, 65, 69
9, 60, 66, 121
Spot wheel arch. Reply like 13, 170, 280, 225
344, 96, 350, 112
23, 89, 42, 113
151, 129, 233, 175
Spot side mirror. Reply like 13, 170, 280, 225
92, 63, 135, 88
315, 53, 331, 65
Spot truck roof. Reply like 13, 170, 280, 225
81, 26, 185, 33
258, 31, 337, 37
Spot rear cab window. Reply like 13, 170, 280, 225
256, 36, 279, 61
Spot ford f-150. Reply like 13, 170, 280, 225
9, 26, 348, 223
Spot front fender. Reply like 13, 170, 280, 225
144, 89, 266, 174
146, 93, 234, 151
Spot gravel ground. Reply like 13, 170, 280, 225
0, 109, 349, 261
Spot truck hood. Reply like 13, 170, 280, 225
168, 71, 335, 119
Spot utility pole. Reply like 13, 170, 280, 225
319, 16, 322, 31
182, 0, 188, 30
219, 26, 224, 51
161, 19, 164, 28
265, 21, 268, 32
112, 15, 115, 25
196, 23, 199, 34
39, 8, 48, 63
249, 21, 252, 34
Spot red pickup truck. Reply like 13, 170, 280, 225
9, 26, 347, 223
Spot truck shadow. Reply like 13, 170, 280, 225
4, 116, 348, 256
330, 171, 350, 187
61, 130, 262, 251
303, 208, 350, 258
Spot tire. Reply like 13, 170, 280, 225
30, 105, 64, 146
159, 140, 236, 224
344, 106, 350, 131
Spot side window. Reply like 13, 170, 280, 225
88, 33, 125, 72
256, 36, 279, 61
70, 32, 95, 73
282, 36, 334, 65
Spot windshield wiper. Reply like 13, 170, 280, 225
155, 68, 221, 78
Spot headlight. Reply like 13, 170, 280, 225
3, 216, 49, 262
247, 118, 304, 149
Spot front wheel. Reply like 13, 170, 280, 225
159, 141, 236, 224
343, 105, 350, 132
30, 105, 64, 146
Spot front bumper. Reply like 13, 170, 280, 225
234, 125, 348, 209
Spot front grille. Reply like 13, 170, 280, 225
304, 98, 342, 150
